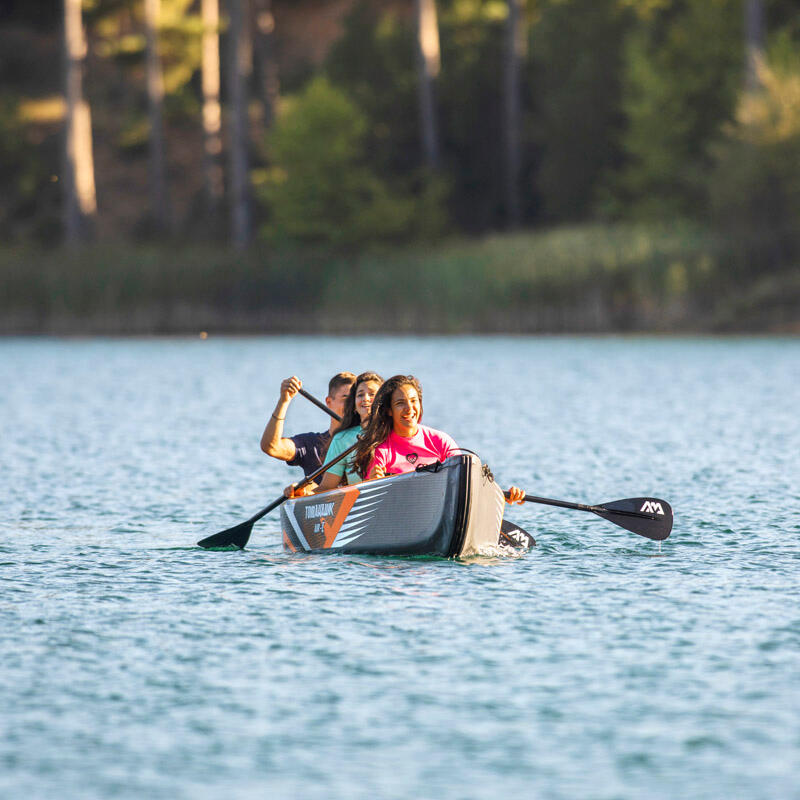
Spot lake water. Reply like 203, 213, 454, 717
1, 335, 798, 799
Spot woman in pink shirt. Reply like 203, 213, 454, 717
352, 375, 525, 504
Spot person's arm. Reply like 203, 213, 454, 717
366, 447, 387, 480
284, 480, 317, 498
310, 471, 345, 494
260, 376, 301, 461
284, 469, 344, 498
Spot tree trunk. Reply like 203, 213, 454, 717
62, 0, 97, 243
202, 0, 224, 216
144, 0, 169, 232
503, 0, 525, 228
251, 0, 279, 131
227, 0, 252, 249
744, 0, 765, 91
415, 0, 440, 170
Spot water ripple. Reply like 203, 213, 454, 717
1, 336, 799, 799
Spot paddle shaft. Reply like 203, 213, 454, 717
248, 386, 344, 523
246, 386, 344, 525
505, 492, 660, 521
245, 439, 359, 526
298, 388, 342, 422
197, 386, 353, 548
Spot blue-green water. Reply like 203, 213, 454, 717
2, 336, 798, 800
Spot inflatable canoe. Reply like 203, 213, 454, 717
280, 453, 534, 556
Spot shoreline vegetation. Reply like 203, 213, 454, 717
3, 222, 799, 336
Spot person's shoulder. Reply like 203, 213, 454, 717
312, 430, 333, 440
420, 424, 458, 450
331, 425, 359, 443
375, 431, 396, 450
420, 424, 453, 441
329, 426, 358, 450
291, 430, 329, 447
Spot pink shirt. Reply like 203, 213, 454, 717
368, 424, 459, 478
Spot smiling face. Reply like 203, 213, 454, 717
389, 384, 421, 438
355, 380, 381, 426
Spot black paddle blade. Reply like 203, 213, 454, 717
593, 497, 673, 541
197, 519, 254, 550
498, 518, 536, 549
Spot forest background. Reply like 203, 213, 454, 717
1, 0, 799, 334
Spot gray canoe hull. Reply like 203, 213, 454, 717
280, 454, 507, 557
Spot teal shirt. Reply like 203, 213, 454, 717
324, 426, 362, 484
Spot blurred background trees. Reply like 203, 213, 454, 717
62, 0, 98, 243
0, 0, 798, 277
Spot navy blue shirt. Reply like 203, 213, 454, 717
287, 431, 332, 478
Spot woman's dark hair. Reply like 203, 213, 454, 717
352, 375, 423, 478
336, 371, 384, 431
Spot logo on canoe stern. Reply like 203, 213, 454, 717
640, 500, 664, 515
295, 491, 360, 546
305, 502, 335, 519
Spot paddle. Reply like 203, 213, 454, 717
298, 387, 342, 422
504, 492, 673, 541
197, 440, 360, 550
198, 385, 347, 550
498, 518, 536, 549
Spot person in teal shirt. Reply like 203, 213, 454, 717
288, 371, 383, 496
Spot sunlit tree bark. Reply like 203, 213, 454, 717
744, 0, 765, 91
503, 0, 526, 228
202, 0, 224, 215
62, 0, 97, 243
227, 0, 252, 248
144, 0, 169, 232
415, 0, 440, 169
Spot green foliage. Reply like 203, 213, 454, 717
2, 222, 736, 333
0, 95, 59, 242
325, 3, 419, 176
90, 0, 203, 148
259, 77, 425, 246
437, 10, 507, 229
530, 0, 629, 221
2, 0, 798, 265
708, 33, 800, 271
322, 220, 722, 331
0, 242, 327, 332
613, 0, 743, 218
326, 1, 507, 230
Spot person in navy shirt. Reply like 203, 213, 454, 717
260, 372, 355, 477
